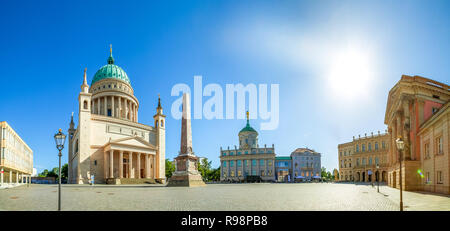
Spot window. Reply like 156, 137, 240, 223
382, 141, 386, 149
356, 145, 359, 153
261, 170, 265, 176
369, 158, 372, 165
260, 159, 264, 166
161, 120, 164, 127
237, 152, 241, 155
222, 152, 227, 156
362, 158, 366, 165
94, 160, 97, 166
230, 171, 235, 177
245, 139, 248, 144
432, 107, 439, 114
424, 142, 430, 159
252, 160, 256, 166
107, 109, 112, 116
426, 172, 430, 183
362, 144, 366, 152
230, 160, 234, 167
223, 161, 226, 167
245, 151, 248, 154
237, 160, 242, 167
368, 143, 372, 151
238, 171, 242, 177
437, 171, 443, 184
230, 152, 234, 155
375, 157, 379, 165
344, 151, 346, 156
252, 170, 256, 175
375, 142, 379, 150
356, 158, 360, 166
244, 160, 248, 166
268, 160, 272, 166
83, 100, 88, 109
436, 136, 443, 155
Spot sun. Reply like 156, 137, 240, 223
327, 48, 373, 101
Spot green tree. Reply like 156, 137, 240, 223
209, 167, 221, 182
61, 163, 68, 181
198, 158, 212, 181
321, 167, 327, 178
165, 158, 175, 179
38, 169, 49, 177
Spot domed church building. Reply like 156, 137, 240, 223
67, 46, 166, 184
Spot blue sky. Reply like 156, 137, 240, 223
0, 0, 449, 174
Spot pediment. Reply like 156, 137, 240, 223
108, 136, 156, 150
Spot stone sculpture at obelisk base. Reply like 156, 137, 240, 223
167, 93, 206, 187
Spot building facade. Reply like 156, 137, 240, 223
291, 148, 321, 181
0, 121, 33, 186
384, 75, 449, 194
275, 156, 292, 182
220, 112, 276, 182
68, 47, 165, 184
338, 131, 389, 183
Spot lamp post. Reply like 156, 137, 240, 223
54, 129, 66, 211
395, 137, 405, 211
376, 164, 380, 193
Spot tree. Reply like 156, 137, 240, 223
321, 167, 327, 178
61, 163, 68, 181
198, 158, 212, 181
165, 158, 175, 179
38, 169, 49, 177
326, 171, 332, 180
209, 167, 221, 182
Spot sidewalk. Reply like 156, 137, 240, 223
0, 183, 28, 190
361, 183, 450, 211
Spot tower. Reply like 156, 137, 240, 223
167, 93, 205, 187
77, 68, 92, 184
153, 94, 166, 182
67, 112, 75, 184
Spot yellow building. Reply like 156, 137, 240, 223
0, 121, 33, 187
384, 75, 449, 194
338, 131, 389, 183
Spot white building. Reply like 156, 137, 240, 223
0, 121, 33, 186
68, 47, 166, 184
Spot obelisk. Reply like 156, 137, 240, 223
167, 93, 206, 187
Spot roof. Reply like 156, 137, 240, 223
91, 50, 130, 85
276, 156, 291, 160
291, 148, 319, 154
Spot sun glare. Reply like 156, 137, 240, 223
327, 48, 373, 101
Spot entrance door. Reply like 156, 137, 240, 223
123, 159, 128, 178
362, 172, 366, 182
140, 169, 144, 178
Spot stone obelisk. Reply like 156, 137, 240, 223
167, 93, 205, 187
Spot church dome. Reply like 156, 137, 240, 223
91, 49, 130, 85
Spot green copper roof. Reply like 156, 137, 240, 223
239, 118, 257, 133
91, 52, 130, 85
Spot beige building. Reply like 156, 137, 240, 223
68, 47, 165, 184
0, 121, 33, 187
338, 131, 389, 183
384, 75, 449, 194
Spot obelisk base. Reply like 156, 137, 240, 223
167, 173, 206, 187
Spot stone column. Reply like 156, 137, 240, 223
146, 154, 150, 178
97, 98, 100, 115
118, 97, 122, 118
153, 155, 156, 179
104, 151, 107, 179
119, 150, 123, 178
104, 96, 108, 116
9, 170, 12, 184
135, 106, 138, 122
124, 99, 128, 119
112, 96, 115, 117
16, 171, 18, 184
137, 153, 141, 179
109, 149, 114, 178
1, 167, 3, 186
129, 152, 133, 178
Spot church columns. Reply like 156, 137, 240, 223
129, 152, 134, 178
109, 149, 114, 178
118, 96, 122, 118
111, 96, 115, 117
97, 98, 100, 115
104, 96, 107, 116
119, 150, 123, 178
146, 154, 150, 178
137, 153, 141, 179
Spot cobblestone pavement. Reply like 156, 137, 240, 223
0, 183, 448, 211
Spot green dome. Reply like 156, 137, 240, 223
239, 120, 257, 134
91, 53, 130, 85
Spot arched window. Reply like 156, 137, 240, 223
83, 100, 88, 110
161, 120, 164, 127
155, 121, 159, 128
356, 145, 359, 153
75, 139, 79, 153
375, 142, 379, 150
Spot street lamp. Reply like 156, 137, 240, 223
376, 164, 380, 193
54, 129, 66, 211
395, 136, 405, 211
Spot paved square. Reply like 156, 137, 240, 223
0, 183, 449, 211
